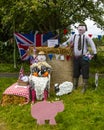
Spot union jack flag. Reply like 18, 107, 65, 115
14, 32, 58, 60
18, 66, 24, 80
14, 33, 34, 60
34, 32, 58, 46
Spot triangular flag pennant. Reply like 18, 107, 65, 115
48, 54, 53, 60
66, 55, 70, 61
71, 31, 75, 35
63, 29, 68, 35
98, 35, 102, 40
55, 54, 60, 60
60, 55, 65, 60
88, 34, 92, 38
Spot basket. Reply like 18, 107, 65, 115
17, 79, 29, 86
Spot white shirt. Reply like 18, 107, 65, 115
63, 34, 97, 56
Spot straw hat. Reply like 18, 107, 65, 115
38, 51, 45, 55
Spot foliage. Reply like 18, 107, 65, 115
0, 63, 30, 73
0, 77, 104, 130
90, 53, 104, 73
0, 40, 21, 64
0, 0, 104, 41
93, 36, 104, 46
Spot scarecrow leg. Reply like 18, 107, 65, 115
31, 89, 36, 104
44, 90, 48, 100
81, 79, 88, 93
73, 78, 79, 90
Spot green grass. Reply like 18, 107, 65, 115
0, 77, 104, 130
0, 62, 30, 73
0, 52, 104, 130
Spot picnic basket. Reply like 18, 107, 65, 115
17, 79, 29, 86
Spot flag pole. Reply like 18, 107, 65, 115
13, 17, 17, 68
13, 38, 17, 68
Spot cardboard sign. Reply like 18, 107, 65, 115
48, 39, 58, 47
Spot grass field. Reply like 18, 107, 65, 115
0, 51, 104, 130
0, 77, 104, 130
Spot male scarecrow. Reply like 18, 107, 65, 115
63, 23, 97, 93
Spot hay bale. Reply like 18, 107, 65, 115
47, 56, 73, 86
1, 94, 27, 106
36, 47, 73, 55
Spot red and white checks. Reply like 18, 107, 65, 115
3, 82, 30, 103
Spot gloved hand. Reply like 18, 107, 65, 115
93, 54, 97, 60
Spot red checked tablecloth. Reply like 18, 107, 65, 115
3, 82, 30, 103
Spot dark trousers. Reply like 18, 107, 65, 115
73, 56, 89, 79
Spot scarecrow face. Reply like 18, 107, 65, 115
37, 54, 46, 62
78, 25, 86, 34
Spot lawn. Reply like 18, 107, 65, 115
0, 76, 104, 130
0, 52, 104, 130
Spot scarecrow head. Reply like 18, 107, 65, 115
37, 51, 46, 62
78, 23, 87, 34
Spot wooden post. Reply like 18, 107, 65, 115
13, 17, 17, 68
13, 38, 17, 68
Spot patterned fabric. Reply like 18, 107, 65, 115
29, 55, 38, 65
3, 83, 30, 103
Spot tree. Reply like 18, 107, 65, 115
0, 0, 104, 41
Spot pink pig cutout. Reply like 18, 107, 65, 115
31, 100, 64, 125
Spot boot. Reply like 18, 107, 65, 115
31, 89, 36, 104
81, 79, 88, 93
44, 90, 48, 100
73, 78, 79, 90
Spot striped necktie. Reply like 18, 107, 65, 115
78, 34, 81, 50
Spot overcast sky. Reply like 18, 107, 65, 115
72, 19, 104, 38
